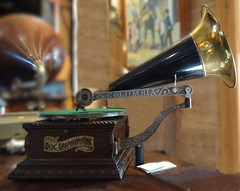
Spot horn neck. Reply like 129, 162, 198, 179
109, 35, 203, 91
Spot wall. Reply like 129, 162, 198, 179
77, 0, 110, 90
176, 0, 240, 173
216, 0, 240, 173
175, 0, 221, 169
56, 0, 73, 109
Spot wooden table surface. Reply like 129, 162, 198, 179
1, 151, 240, 191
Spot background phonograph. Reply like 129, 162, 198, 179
0, 0, 239, 180
0, 0, 72, 153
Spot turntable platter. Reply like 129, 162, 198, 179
38, 108, 126, 120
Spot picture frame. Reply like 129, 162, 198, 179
122, 0, 189, 69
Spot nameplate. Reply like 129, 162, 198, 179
43, 136, 94, 153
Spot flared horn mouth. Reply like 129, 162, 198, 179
191, 5, 237, 88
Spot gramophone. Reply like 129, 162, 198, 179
0, 14, 65, 153
0, 14, 65, 111
9, 5, 236, 180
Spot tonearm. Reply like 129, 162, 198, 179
76, 84, 192, 159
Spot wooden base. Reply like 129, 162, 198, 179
9, 148, 134, 179
8, 115, 134, 179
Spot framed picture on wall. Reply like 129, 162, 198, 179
124, 0, 189, 69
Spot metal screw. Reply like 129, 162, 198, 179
172, 87, 178, 94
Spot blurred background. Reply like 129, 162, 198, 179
0, 0, 239, 175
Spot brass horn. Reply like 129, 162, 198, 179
109, 5, 237, 91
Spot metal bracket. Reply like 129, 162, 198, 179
114, 98, 190, 154
75, 85, 193, 155
76, 85, 193, 110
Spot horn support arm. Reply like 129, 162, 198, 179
114, 98, 190, 154
76, 85, 192, 154
76, 85, 192, 110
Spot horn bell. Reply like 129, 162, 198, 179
191, 5, 236, 88
109, 5, 236, 91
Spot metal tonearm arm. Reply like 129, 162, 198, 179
75, 85, 193, 155
76, 85, 192, 110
